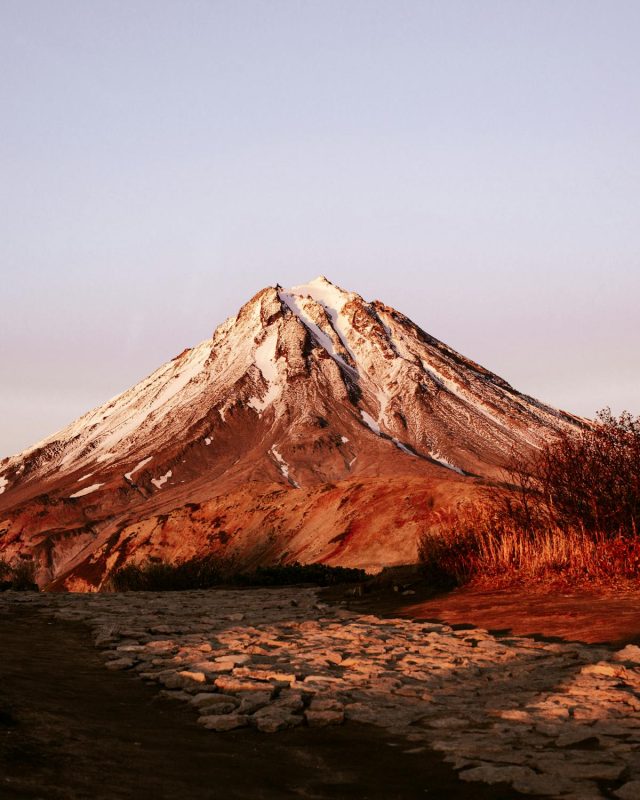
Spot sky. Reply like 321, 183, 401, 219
1, 0, 639, 458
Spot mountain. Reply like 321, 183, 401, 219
0, 277, 581, 590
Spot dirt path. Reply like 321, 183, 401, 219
0, 603, 520, 800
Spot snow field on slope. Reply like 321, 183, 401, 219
287, 278, 359, 365
278, 291, 352, 371
69, 483, 104, 498
248, 330, 283, 413
360, 410, 381, 435
270, 446, 300, 488
151, 470, 172, 489
124, 457, 153, 482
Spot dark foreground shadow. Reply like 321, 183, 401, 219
0, 605, 526, 800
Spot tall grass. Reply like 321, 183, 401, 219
419, 409, 640, 589
418, 507, 640, 589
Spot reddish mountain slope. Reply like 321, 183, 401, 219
0, 278, 581, 589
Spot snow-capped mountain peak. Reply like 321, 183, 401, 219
0, 278, 583, 590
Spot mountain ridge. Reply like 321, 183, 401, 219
0, 277, 583, 589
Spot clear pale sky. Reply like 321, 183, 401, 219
1, 1, 639, 459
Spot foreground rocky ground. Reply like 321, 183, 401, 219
3, 588, 640, 799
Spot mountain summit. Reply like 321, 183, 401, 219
0, 278, 581, 589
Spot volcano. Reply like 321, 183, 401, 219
0, 277, 581, 590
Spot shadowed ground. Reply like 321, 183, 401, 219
0, 604, 524, 800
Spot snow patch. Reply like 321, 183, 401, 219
69, 483, 103, 498
360, 410, 381, 435
429, 451, 464, 475
374, 361, 404, 427
270, 446, 299, 488
290, 276, 351, 317
248, 330, 282, 413
204, 437, 212, 446
0, 476, 8, 495
151, 470, 172, 489
124, 457, 153, 482
77, 473, 94, 483
282, 277, 359, 367
392, 438, 415, 457
279, 291, 353, 372
340, 436, 349, 443
23, 339, 213, 474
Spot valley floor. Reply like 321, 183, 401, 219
1, 588, 639, 799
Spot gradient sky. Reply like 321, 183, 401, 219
1, 0, 639, 459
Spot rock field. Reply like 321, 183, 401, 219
4, 588, 640, 799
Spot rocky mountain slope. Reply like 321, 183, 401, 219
0, 277, 581, 589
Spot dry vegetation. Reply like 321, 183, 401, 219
0, 558, 38, 591
109, 558, 366, 591
419, 409, 640, 589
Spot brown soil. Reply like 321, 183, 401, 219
0, 603, 527, 800
339, 583, 640, 646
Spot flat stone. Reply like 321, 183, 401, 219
190, 693, 239, 713
116, 644, 146, 653
158, 670, 208, 690
237, 691, 273, 714
512, 772, 578, 796
309, 697, 343, 712
557, 761, 625, 781
214, 653, 250, 665
105, 657, 135, 670
193, 660, 235, 674
214, 675, 274, 694
305, 709, 344, 727
145, 640, 176, 652
460, 764, 538, 786
423, 717, 468, 730
615, 781, 640, 799
158, 690, 191, 702
251, 706, 303, 733
492, 709, 531, 722
582, 663, 626, 678
560, 787, 607, 800
613, 646, 640, 665
274, 691, 304, 711
234, 667, 296, 684
556, 727, 600, 748
198, 713, 249, 731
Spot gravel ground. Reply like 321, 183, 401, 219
3, 588, 640, 799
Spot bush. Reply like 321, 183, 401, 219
418, 409, 640, 588
110, 554, 231, 591
0, 558, 39, 591
511, 408, 640, 536
235, 562, 366, 587
110, 556, 366, 591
